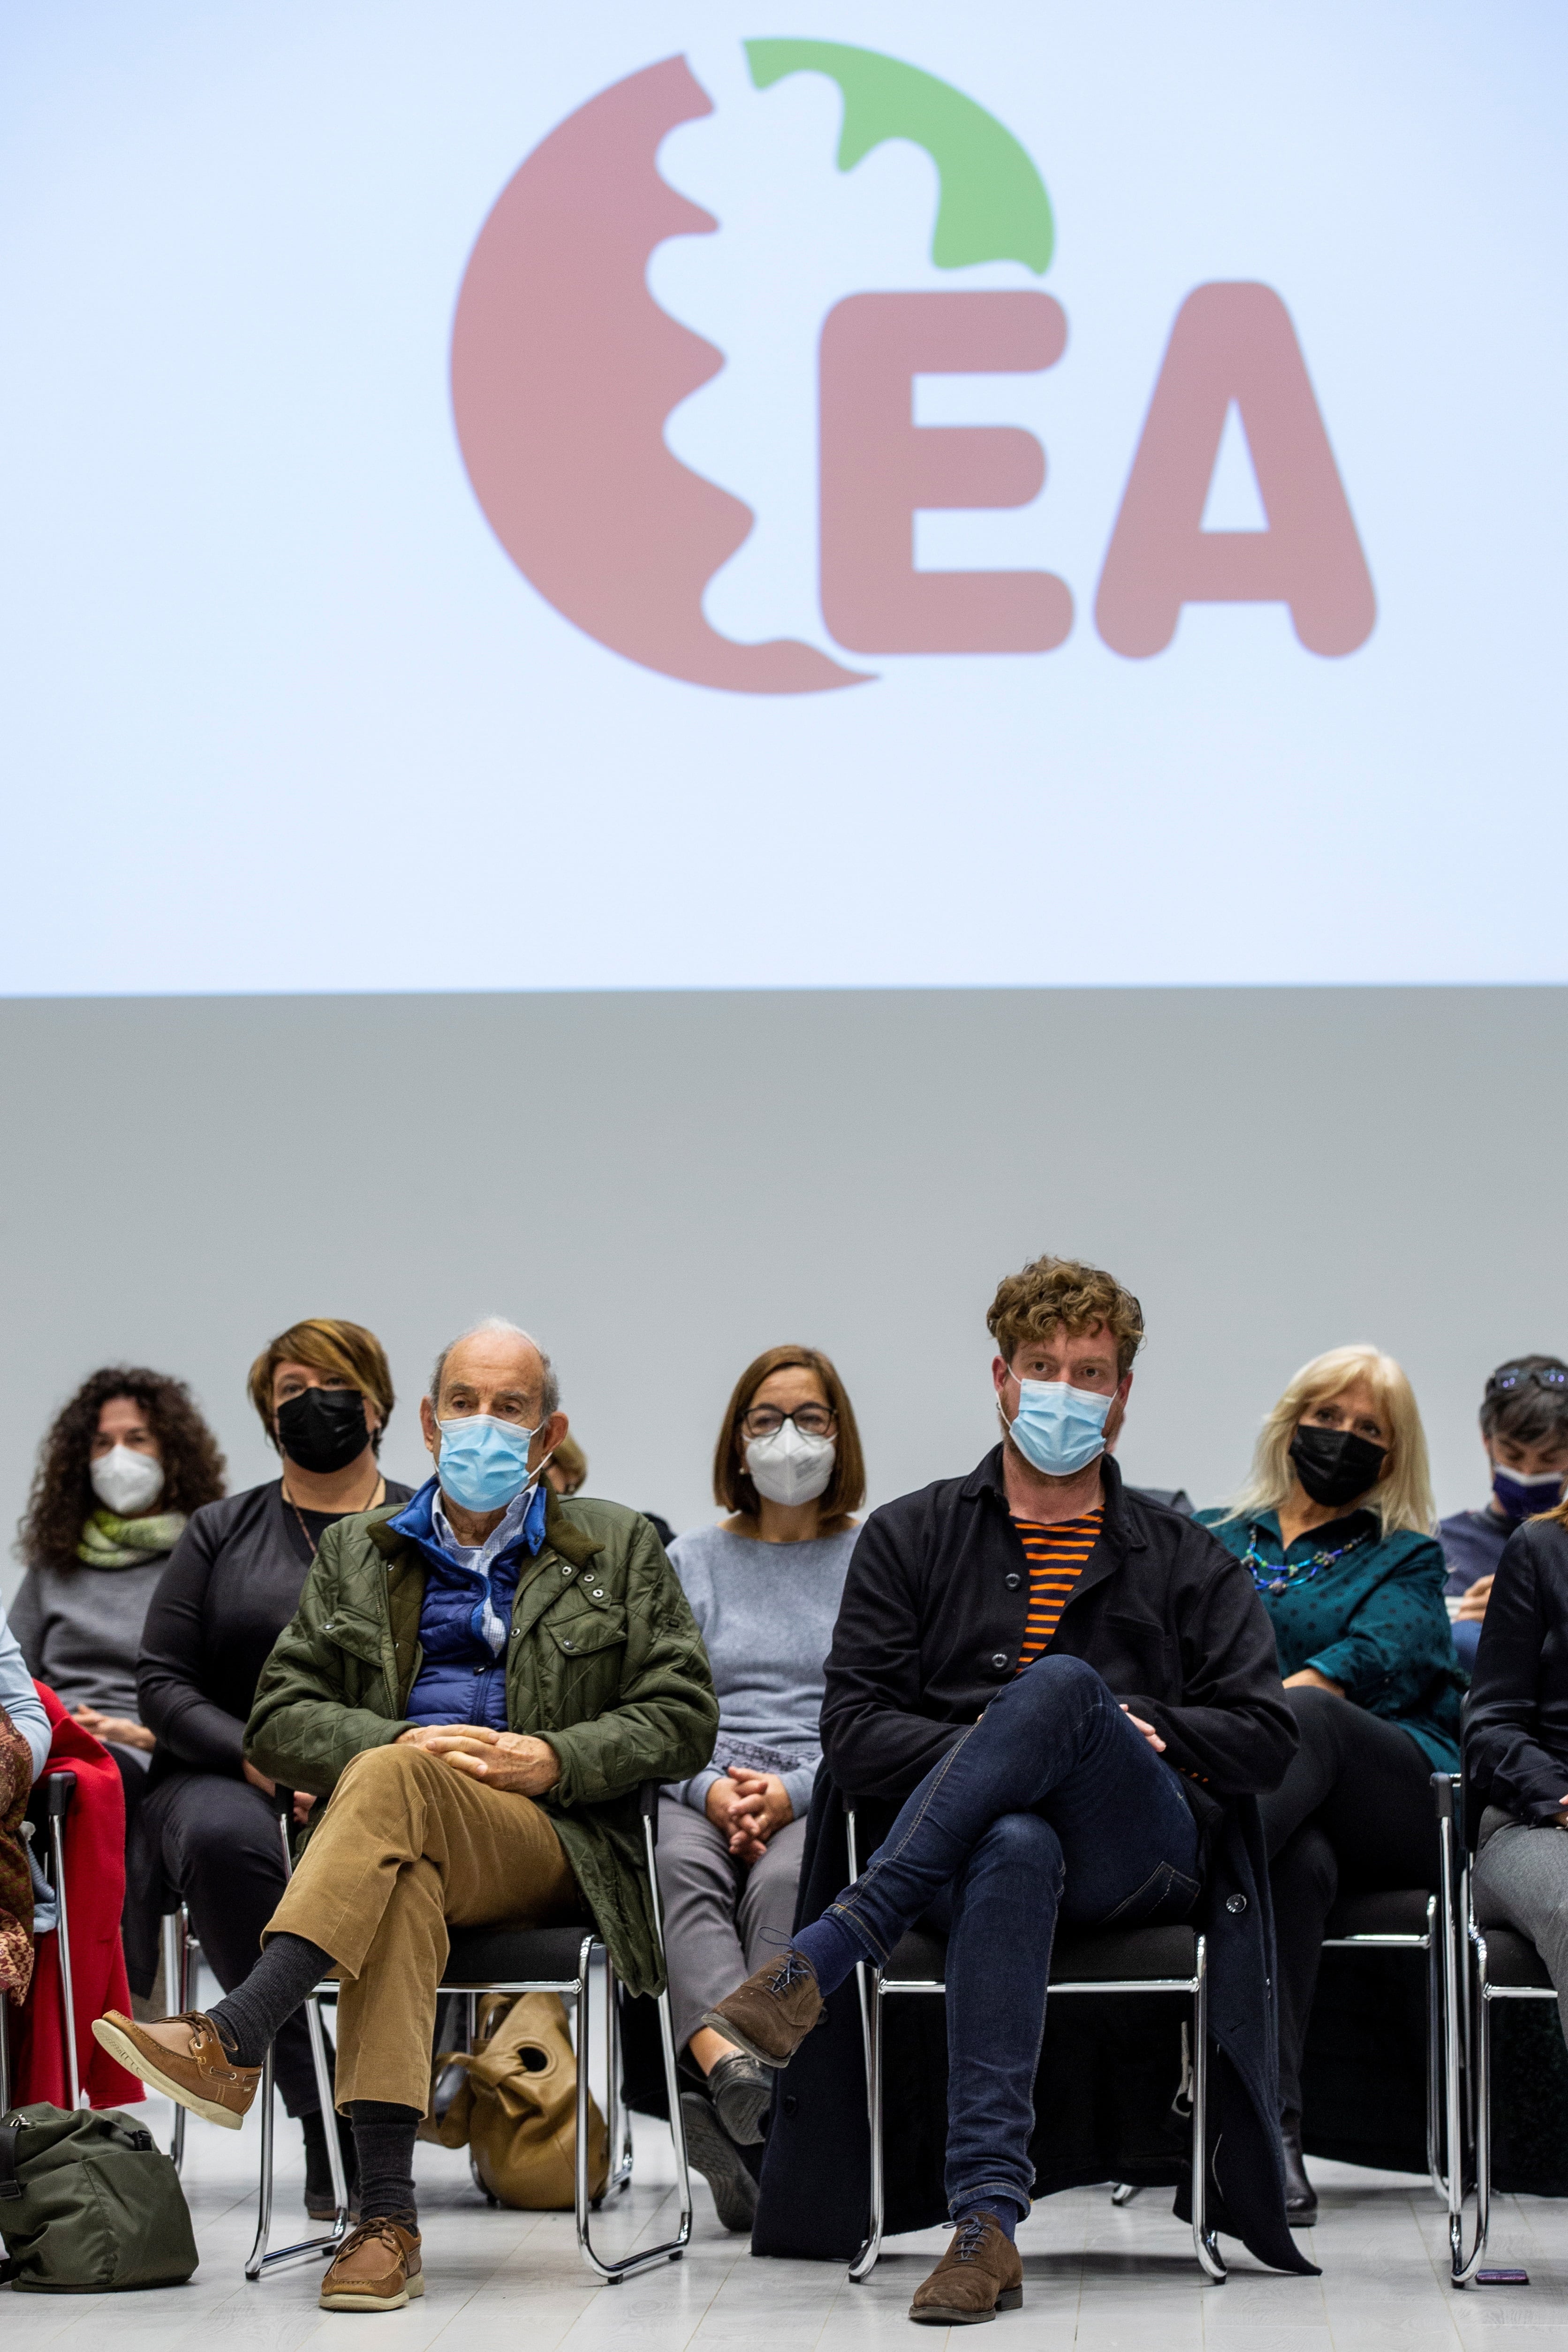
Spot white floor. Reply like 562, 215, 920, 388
8, 2095, 1568, 2351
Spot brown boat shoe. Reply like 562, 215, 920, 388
699, 1948, 824, 2070
91, 2008, 261, 2131
319, 2220, 424, 2312
909, 2214, 1023, 2325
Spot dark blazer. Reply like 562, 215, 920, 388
821, 1447, 1298, 1803
756, 1449, 1314, 2279
1466, 1516, 1568, 1824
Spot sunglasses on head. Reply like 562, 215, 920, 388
1486, 1363, 1568, 1398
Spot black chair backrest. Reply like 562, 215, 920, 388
22, 1768, 75, 1895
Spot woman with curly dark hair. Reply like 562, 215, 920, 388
12, 1368, 226, 1821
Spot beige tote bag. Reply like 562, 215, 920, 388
424, 1991, 609, 2209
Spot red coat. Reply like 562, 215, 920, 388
11, 1684, 141, 2109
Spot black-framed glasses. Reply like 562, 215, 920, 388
1487, 1363, 1568, 1398
740, 1404, 837, 1441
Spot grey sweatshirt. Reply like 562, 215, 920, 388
666, 1521, 858, 1822
10, 1553, 172, 1723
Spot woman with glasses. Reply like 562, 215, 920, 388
1441, 1358, 1568, 1669
1199, 1345, 1460, 2223
658, 1344, 866, 2233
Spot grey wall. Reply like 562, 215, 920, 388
1, 986, 1564, 1604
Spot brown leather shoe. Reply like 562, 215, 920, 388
699, 1949, 824, 2070
909, 2215, 1023, 2325
91, 2009, 261, 2131
319, 2221, 424, 2311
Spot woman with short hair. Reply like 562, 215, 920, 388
1200, 1344, 1459, 2222
1442, 1357, 1568, 1669
658, 1344, 866, 2233
136, 1317, 414, 2214
12, 1368, 227, 1830
1466, 1487, 1568, 2056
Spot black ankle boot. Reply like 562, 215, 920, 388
1280, 2110, 1318, 2224
302, 2108, 360, 2219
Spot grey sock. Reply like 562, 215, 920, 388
207, 1932, 333, 2069
350, 2101, 420, 2229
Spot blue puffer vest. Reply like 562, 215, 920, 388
387, 1477, 545, 1731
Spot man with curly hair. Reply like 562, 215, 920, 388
708, 1255, 1311, 2317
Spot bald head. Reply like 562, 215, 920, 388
419, 1318, 569, 1520
427, 1318, 559, 1420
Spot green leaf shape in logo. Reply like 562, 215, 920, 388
744, 39, 1052, 275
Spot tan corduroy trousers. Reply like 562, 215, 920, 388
265, 1742, 581, 2113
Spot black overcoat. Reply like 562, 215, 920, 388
752, 1450, 1317, 2278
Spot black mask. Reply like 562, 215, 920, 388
276, 1388, 370, 1476
1289, 1423, 1386, 1509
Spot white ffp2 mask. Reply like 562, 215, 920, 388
745, 1422, 835, 1508
90, 1445, 165, 1517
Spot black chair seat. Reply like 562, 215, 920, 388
881, 1922, 1198, 1987
1477, 1924, 1555, 1992
441, 1919, 598, 1987
1325, 1888, 1433, 1939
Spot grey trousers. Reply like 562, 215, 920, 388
1472, 1806, 1568, 2049
656, 1795, 810, 2055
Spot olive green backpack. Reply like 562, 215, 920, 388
0, 2104, 198, 2292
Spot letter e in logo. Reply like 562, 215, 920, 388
820, 291, 1072, 654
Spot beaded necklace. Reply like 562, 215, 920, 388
1242, 1525, 1369, 1599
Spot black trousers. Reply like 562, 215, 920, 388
1260, 1685, 1439, 2114
142, 1770, 325, 2117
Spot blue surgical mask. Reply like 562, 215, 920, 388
1492, 1465, 1565, 1524
1002, 1378, 1114, 1478
437, 1414, 538, 1514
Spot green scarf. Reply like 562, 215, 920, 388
76, 1508, 188, 1569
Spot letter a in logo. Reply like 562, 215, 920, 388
1094, 283, 1376, 657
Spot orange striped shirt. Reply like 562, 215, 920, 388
1013, 1510, 1104, 1670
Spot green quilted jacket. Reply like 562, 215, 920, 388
244, 1491, 717, 1996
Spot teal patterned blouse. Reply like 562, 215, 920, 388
1196, 1506, 1464, 1770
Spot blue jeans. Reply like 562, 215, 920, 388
832, 1654, 1201, 2217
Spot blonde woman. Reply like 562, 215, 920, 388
1199, 1345, 1459, 2224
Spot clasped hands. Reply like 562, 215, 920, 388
395, 1721, 562, 1795
706, 1765, 793, 1862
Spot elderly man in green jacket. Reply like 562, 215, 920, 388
96, 1318, 717, 2313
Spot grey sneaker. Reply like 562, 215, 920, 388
680, 2092, 759, 2235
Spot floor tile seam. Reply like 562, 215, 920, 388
552, 2226, 738, 2352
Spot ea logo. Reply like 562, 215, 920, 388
451, 41, 1376, 694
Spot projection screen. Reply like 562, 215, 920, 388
1, 0, 1562, 994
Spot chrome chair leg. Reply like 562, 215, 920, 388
46, 1787, 79, 2107
246, 1798, 350, 2280
1191, 1936, 1225, 2283
604, 1975, 633, 2197
1424, 1894, 1448, 2200
575, 1928, 692, 2279
162, 1908, 192, 2169
848, 1976, 885, 2283
244, 1992, 351, 2280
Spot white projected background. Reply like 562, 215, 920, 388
1, 0, 1563, 994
